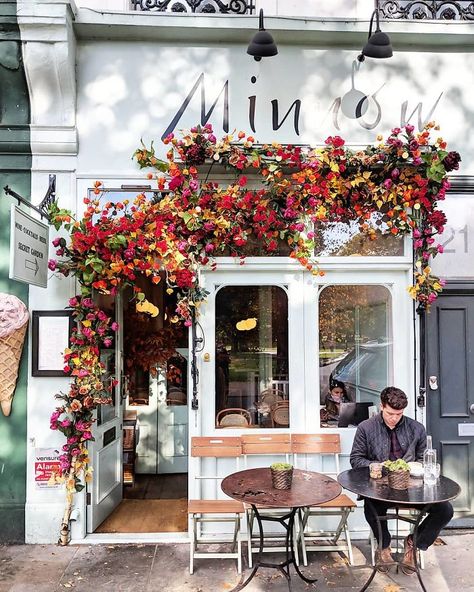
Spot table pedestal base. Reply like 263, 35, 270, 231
229, 505, 317, 592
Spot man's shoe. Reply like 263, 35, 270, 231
401, 535, 416, 575
375, 547, 393, 573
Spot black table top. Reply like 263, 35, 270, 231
338, 467, 461, 506
221, 467, 341, 509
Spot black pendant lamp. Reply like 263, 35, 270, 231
358, 1, 393, 62
247, 9, 278, 61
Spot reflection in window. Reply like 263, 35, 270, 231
314, 217, 404, 256
319, 285, 392, 428
215, 285, 289, 429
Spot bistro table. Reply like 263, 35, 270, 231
338, 467, 461, 592
221, 467, 341, 592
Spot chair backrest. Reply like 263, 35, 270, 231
216, 408, 251, 428
271, 401, 289, 428
291, 433, 341, 475
191, 436, 242, 458
190, 436, 242, 500
259, 388, 286, 408
241, 433, 291, 467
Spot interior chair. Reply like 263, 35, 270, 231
241, 433, 302, 567
216, 408, 251, 428
369, 508, 425, 569
291, 433, 356, 565
166, 386, 187, 405
188, 436, 244, 574
271, 401, 289, 428
256, 388, 286, 424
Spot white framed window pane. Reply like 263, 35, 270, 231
314, 217, 404, 256
215, 285, 289, 429
319, 285, 392, 428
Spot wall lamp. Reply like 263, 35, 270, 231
357, 0, 393, 62
247, 9, 278, 61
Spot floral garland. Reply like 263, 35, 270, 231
47, 122, 459, 537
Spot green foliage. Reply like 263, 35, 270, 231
383, 459, 410, 472
270, 462, 293, 471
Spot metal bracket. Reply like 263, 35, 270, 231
3, 174, 56, 222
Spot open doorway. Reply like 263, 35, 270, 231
93, 277, 189, 534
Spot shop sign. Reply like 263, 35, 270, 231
9, 205, 49, 288
34, 448, 62, 489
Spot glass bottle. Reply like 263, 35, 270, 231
423, 435, 437, 467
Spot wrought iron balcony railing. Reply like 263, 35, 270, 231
131, 0, 255, 13
380, 1, 474, 20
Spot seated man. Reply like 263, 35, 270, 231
350, 386, 453, 574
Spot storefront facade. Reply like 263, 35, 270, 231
1, 1, 473, 543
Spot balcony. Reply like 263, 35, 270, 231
379, 1, 474, 20
130, 0, 255, 13
74, 1, 474, 20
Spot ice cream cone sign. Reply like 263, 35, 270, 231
0, 294, 29, 417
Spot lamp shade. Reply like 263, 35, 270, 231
362, 28, 393, 59
247, 9, 278, 61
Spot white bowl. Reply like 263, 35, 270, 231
408, 462, 424, 478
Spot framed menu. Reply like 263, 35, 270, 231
32, 310, 74, 377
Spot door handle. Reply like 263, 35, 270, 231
470, 404, 474, 414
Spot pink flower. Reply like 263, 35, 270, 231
81, 431, 92, 440
103, 338, 112, 347
68, 297, 78, 307
48, 259, 57, 271
60, 419, 72, 428
111, 322, 119, 331
437, 244, 444, 253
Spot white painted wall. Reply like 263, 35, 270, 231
76, 42, 473, 176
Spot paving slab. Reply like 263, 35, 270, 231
0, 544, 78, 592
1, 531, 473, 592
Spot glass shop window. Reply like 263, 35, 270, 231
318, 285, 392, 428
215, 285, 289, 429
314, 216, 404, 257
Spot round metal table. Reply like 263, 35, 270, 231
222, 467, 341, 591
338, 467, 461, 592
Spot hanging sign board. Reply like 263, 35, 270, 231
34, 448, 62, 489
9, 205, 49, 288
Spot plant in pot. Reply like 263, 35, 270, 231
270, 462, 293, 490
383, 459, 411, 490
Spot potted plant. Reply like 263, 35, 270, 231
383, 459, 411, 490
270, 462, 293, 490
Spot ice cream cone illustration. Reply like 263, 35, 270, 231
0, 294, 29, 417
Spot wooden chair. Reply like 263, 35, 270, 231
291, 433, 356, 565
216, 408, 251, 428
241, 433, 302, 567
271, 401, 289, 428
188, 436, 244, 574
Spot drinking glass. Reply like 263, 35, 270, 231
369, 462, 383, 479
424, 462, 440, 486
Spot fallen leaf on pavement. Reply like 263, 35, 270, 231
383, 584, 401, 592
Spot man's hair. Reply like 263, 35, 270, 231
380, 386, 408, 410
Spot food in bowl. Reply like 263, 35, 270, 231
408, 462, 424, 478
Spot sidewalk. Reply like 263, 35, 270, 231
1, 531, 473, 592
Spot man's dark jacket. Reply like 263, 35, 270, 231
350, 413, 426, 468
